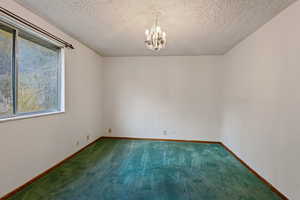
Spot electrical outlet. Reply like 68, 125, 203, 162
86, 135, 90, 141
163, 130, 167, 135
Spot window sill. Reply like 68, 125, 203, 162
0, 111, 65, 123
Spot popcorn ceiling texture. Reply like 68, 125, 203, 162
14, 0, 296, 56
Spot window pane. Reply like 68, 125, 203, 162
0, 25, 13, 117
18, 34, 60, 113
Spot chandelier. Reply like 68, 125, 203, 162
145, 15, 167, 52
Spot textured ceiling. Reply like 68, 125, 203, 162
14, 0, 296, 56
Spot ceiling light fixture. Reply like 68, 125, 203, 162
145, 14, 166, 52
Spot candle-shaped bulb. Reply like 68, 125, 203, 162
156, 26, 161, 33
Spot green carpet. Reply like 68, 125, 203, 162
8, 139, 282, 200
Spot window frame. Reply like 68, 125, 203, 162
0, 18, 65, 122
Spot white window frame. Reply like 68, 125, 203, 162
0, 16, 65, 123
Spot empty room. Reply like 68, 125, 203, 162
0, 0, 299, 199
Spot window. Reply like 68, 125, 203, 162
0, 24, 13, 117
0, 20, 64, 120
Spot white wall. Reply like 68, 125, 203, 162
103, 56, 222, 141
0, 0, 104, 197
221, 1, 300, 199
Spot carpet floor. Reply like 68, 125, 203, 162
8, 138, 282, 200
